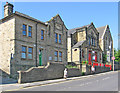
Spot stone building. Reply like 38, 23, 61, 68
97, 25, 113, 63
67, 22, 102, 66
0, 2, 67, 78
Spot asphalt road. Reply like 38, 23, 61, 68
16, 71, 119, 91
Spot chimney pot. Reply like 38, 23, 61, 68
4, 2, 14, 18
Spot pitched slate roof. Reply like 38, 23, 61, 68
96, 26, 106, 39
73, 40, 86, 48
0, 11, 47, 25
15, 11, 46, 25
67, 29, 76, 37
68, 23, 91, 37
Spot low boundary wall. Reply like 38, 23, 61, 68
18, 62, 65, 83
18, 63, 117, 83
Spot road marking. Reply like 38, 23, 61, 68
4, 71, 118, 91
79, 82, 92, 87
102, 77, 110, 80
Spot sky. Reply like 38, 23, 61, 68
0, 1, 119, 49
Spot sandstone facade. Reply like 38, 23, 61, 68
68, 23, 103, 65
97, 25, 113, 63
0, 3, 67, 78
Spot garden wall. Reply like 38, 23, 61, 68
18, 62, 65, 83
18, 63, 115, 83
18, 62, 82, 83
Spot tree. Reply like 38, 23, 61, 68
103, 54, 107, 63
114, 49, 120, 62
118, 50, 120, 62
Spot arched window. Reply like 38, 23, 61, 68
88, 37, 91, 45
94, 39, 95, 46
82, 50, 84, 58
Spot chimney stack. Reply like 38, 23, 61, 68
4, 2, 14, 18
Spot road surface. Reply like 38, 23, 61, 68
16, 71, 118, 91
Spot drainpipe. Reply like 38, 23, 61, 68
35, 23, 38, 67
71, 34, 72, 62
66, 31, 68, 65
79, 46, 82, 64
79, 46, 82, 70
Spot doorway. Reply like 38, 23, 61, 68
39, 49, 43, 66
88, 52, 91, 65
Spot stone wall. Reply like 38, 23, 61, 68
94, 66, 110, 74
114, 64, 120, 70
67, 68, 81, 77
18, 62, 117, 83
18, 62, 65, 83
0, 17, 15, 75
82, 64, 111, 75
18, 62, 83, 83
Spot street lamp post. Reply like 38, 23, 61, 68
109, 41, 114, 71
113, 48, 114, 71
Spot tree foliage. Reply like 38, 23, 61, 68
103, 54, 107, 63
114, 49, 120, 62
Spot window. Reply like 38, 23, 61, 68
28, 26, 32, 37
55, 33, 62, 44
109, 38, 110, 46
28, 47, 33, 60
21, 46, 27, 59
100, 53, 101, 60
74, 49, 77, 51
106, 37, 107, 49
59, 34, 61, 44
48, 25, 51, 35
82, 50, 84, 58
94, 39, 95, 46
59, 52, 62, 61
92, 38, 94, 45
23, 24, 27, 36
54, 51, 58, 61
55, 33, 58, 43
41, 30, 44, 40
89, 37, 91, 45
95, 52, 97, 62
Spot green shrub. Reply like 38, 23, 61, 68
66, 65, 78, 69
82, 72, 85, 76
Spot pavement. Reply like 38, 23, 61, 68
0, 76, 17, 84
0, 71, 118, 92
